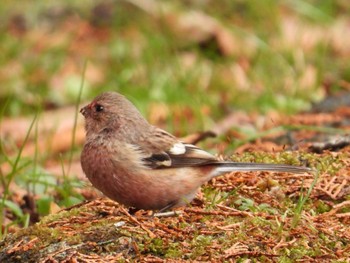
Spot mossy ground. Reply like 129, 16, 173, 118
1, 149, 349, 262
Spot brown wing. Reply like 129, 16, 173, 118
139, 128, 217, 169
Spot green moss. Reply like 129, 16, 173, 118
315, 200, 332, 214
148, 238, 165, 255
164, 242, 182, 258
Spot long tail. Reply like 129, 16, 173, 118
211, 162, 312, 177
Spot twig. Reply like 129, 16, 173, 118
120, 207, 156, 238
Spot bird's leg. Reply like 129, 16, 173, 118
152, 201, 182, 217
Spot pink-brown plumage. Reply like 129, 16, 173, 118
80, 92, 311, 211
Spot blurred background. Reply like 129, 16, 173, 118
2, 1, 350, 119
1, 0, 350, 231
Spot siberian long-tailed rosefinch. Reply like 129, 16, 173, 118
80, 92, 311, 211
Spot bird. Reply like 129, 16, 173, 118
80, 91, 311, 211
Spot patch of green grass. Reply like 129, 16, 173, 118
0, 108, 37, 238
0, 62, 86, 237
292, 169, 319, 228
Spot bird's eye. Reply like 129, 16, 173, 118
95, 104, 104, 112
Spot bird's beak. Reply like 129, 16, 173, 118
80, 105, 88, 117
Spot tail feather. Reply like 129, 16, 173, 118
211, 162, 312, 177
